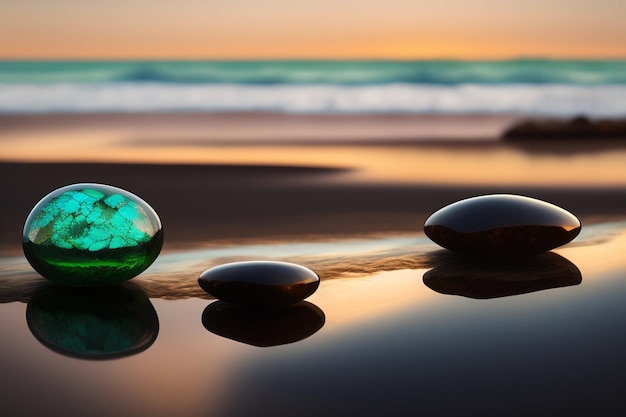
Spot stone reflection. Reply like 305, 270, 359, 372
26, 283, 159, 359
202, 301, 325, 347
423, 251, 582, 299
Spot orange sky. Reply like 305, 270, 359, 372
1, 0, 625, 59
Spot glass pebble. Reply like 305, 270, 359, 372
23, 183, 163, 286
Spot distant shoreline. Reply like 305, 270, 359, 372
0, 112, 516, 141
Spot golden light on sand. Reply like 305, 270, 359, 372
3, 124, 626, 188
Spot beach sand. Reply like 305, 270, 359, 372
2, 112, 626, 416
2, 112, 626, 255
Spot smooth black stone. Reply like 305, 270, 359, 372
423, 251, 582, 299
198, 261, 320, 308
202, 301, 325, 347
424, 194, 581, 256
26, 284, 159, 360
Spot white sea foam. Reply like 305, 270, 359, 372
1, 83, 625, 116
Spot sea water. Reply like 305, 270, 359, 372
0, 60, 625, 116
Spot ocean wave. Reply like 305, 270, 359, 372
1, 60, 626, 85
1, 82, 625, 116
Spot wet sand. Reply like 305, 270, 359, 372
2, 161, 626, 255
0, 112, 516, 143
2, 112, 626, 416
2, 112, 626, 254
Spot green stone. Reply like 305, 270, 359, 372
23, 183, 163, 286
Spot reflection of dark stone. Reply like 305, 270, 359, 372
423, 251, 582, 299
424, 194, 581, 257
202, 301, 325, 347
198, 261, 320, 308
26, 284, 159, 359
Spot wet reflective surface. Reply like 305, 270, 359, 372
26, 284, 159, 359
202, 301, 325, 347
424, 194, 581, 256
1, 222, 626, 416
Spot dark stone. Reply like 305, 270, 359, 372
198, 261, 320, 308
502, 116, 626, 141
26, 284, 159, 360
423, 251, 582, 299
202, 301, 325, 347
424, 194, 581, 256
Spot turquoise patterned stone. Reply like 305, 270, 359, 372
23, 183, 163, 286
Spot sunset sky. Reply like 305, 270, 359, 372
1, 0, 626, 59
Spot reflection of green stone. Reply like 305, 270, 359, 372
23, 183, 163, 286
26, 284, 159, 360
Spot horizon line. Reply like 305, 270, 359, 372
1, 56, 626, 63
